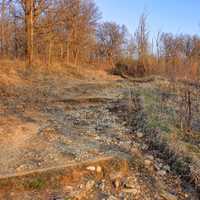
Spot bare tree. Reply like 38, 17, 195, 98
24, 0, 34, 66
0, 0, 6, 56
1, 0, 200, 77
135, 12, 149, 75
96, 22, 127, 67
18, 0, 50, 67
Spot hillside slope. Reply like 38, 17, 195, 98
0, 62, 199, 199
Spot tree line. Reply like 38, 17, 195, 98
0, 0, 200, 78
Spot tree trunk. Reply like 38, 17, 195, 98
25, 0, 34, 67
60, 44, 63, 61
0, 0, 6, 56
66, 42, 70, 64
186, 90, 192, 130
74, 48, 79, 66
13, 18, 18, 58
48, 40, 52, 66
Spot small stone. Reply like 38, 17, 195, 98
136, 132, 144, 138
184, 193, 189, 198
157, 170, 167, 176
122, 188, 138, 195
141, 144, 148, 150
16, 164, 27, 172
119, 192, 126, 198
110, 172, 124, 180
144, 159, 152, 167
99, 182, 105, 191
163, 165, 170, 172
145, 155, 154, 160
49, 154, 54, 159
158, 162, 163, 168
86, 180, 95, 191
86, 166, 96, 171
131, 147, 140, 154
10, 192, 15, 196
96, 166, 102, 173
154, 163, 160, 171
114, 179, 120, 189
160, 190, 177, 200
63, 186, 73, 192
107, 195, 118, 200
95, 136, 101, 140
124, 177, 136, 189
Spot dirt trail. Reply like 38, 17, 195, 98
0, 68, 199, 199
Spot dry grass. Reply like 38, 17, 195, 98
132, 78, 200, 191
0, 59, 121, 87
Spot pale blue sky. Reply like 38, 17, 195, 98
95, 0, 200, 38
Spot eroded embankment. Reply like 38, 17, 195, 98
0, 68, 199, 199
120, 85, 200, 199
0, 156, 128, 199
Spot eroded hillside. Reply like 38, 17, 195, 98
0, 62, 199, 200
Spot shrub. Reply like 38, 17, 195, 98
112, 61, 128, 76
112, 58, 147, 77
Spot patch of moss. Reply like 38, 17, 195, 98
24, 178, 46, 190
0, 179, 10, 188
64, 197, 72, 200
184, 142, 200, 155
171, 159, 188, 174
147, 117, 171, 133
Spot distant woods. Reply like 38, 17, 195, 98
0, 0, 200, 78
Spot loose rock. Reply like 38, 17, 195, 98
145, 155, 154, 160
160, 190, 177, 200
107, 195, 118, 200
86, 180, 95, 191
157, 170, 167, 176
144, 159, 152, 167
124, 177, 136, 189
136, 132, 144, 138
96, 166, 102, 173
163, 165, 170, 172
86, 166, 96, 171
114, 179, 120, 189
122, 188, 138, 195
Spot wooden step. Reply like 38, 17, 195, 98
0, 156, 128, 194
